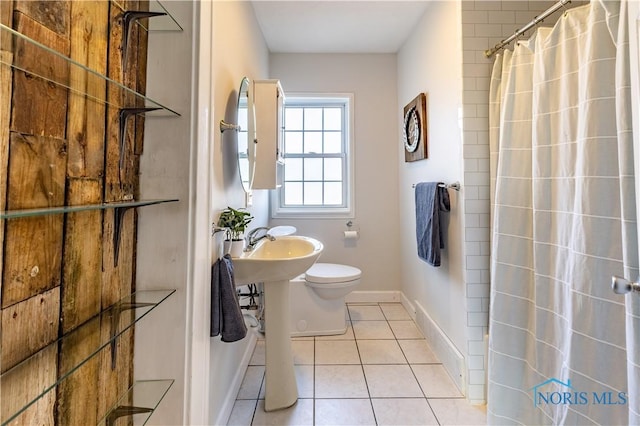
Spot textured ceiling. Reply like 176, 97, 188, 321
251, 1, 432, 53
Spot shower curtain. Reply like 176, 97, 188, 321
488, 1, 638, 424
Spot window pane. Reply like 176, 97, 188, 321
304, 182, 323, 205
324, 132, 342, 154
304, 132, 322, 153
324, 158, 342, 181
285, 108, 303, 130
304, 158, 323, 181
324, 182, 343, 205
284, 182, 302, 205
285, 158, 302, 181
285, 131, 303, 154
304, 108, 323, 130
324, 108, 342, 131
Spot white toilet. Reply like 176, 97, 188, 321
289, 262, 362, 337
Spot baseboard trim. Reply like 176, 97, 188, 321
215, 330, 258, 426
345, 290, 401, 304
400, 292, 417, 321
413, 300, 466, 395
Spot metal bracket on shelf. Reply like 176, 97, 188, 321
113, 206, 130, 268
121, 11, 167, 66
109, 301, 155, 370
106, 405, 153, 426
118, 107, 161, 173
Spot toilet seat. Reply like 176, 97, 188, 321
305, 263, 362, 284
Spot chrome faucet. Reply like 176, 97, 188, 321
245, 227, 276, 251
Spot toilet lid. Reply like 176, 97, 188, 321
305, 263, 362, 284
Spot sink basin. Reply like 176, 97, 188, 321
233, 236, 323, 286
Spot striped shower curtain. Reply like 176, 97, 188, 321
488, 1, 638, 424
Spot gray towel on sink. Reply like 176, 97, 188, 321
415, 182, 450, 267
211, 254, 247, 342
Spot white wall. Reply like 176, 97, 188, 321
135, 2, 271, 425
397, 0, 466, 375
269, 54, 401, 293
134, 2, 195, 425
208, 1, 271, 424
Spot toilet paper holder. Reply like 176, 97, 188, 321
344, 220, 360, 240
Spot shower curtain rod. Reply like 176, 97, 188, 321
484, 0, 571, 58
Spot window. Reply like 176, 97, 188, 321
271, 94, 354, 218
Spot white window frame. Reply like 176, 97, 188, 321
271, 93, 355, 219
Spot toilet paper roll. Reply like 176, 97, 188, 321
343, 230, 359, 240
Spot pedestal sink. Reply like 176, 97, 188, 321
233, 236, 323, 411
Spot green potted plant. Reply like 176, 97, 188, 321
216, 206, 253, 257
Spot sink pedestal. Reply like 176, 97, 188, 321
263, 279, 298, 411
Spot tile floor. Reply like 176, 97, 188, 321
227, 303, 487, 426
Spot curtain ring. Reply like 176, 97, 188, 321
561, 0, 570, 17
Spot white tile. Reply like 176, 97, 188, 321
227, 399, 257, 426
474, 1, 502, 11
372, 398, 439, 426
469, 368, 486, 385
466, 255, 490, 270
474, 23, 504, 37
237, 366, 264, 399
468, 311, 489, 327
252, 399, 314, 426
315, 365, 369, 398
313, 322, 353, 341
292, 340, 314, 365
389, 321, 424, 339
314, 399, 376, 426
380, 303, 412, 320
357, 340, 407, 364
352, 320, 395, 340
461, 10, 488, 24
429, 398, 487, 426
487, 10, 516, 23
348, 305, 385, 320
249, 340, 265, 365
398, 339, 440, 364
315, 340, 360, 365
363, 365, 423, 398
464, 143, 490, 161
294, 365, 314, 398
412, 365, 463, 398
465, 227, 490, 242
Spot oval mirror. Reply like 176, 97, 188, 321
237, 77, 255, 193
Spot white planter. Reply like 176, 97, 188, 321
224, 239, 245, 258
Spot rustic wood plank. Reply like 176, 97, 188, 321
66, 0, 108, 179
0, 0, 13, 52
105, 1, 126, 202
61, 178, 102, 333
0, 286, 60, 373
2, 132, 66, 307
14, 0, 69, 36
10, 13, 70, 138
57, 319, 100, 426
0, 344, 56, 425
0, 51, 12, 306
134, 0, 149, 157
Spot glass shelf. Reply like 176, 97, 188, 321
111, 0, 183, 32
0, 199, 179, 219
0, 23, 180, 117
98, 379, 174, 426
0, 290, 176, 426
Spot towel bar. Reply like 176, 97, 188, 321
412, 182, 461, 191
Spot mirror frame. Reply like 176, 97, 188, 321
236, 77, 256, 193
